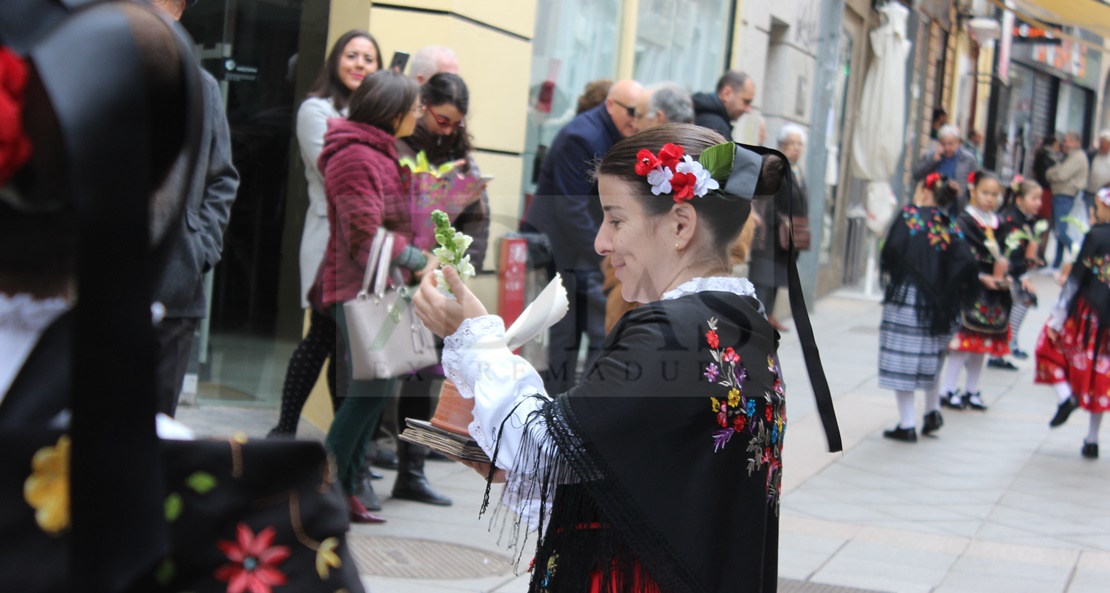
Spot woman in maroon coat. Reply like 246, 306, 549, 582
316, 70, 436, 523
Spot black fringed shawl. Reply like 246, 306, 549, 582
881, 205, 978, 335
1066, 223, 1110, 332
486, 291, 782, 593
955, 209, 1013, 333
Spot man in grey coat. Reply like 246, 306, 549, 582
912, 124, 978, 211
152, 0, 239, 416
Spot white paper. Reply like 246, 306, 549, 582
504, 273, 569, 351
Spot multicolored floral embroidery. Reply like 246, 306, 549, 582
703, 318, 786, 509
1084, 254, 1110, 288
903, 206, 961, 251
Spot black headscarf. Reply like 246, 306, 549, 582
1067, 222, 1110, 333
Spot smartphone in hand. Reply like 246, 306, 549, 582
389, 51, 410, 74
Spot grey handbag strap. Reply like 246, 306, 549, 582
358, 230, 388, 297
372, 232, 395, 297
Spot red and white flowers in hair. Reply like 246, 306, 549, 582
0, 45, 32, 186
635, 143, 719, 203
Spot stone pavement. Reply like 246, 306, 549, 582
177, 274, 1110, 593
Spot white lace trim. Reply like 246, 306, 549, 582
662, 276, 756, 301
442, 315, 505, 399
0, 293, 69, 332
967, 206, 999, 229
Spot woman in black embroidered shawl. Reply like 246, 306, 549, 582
414, 124, 799, 593
1036, 186, 1110, 459
878, 174, 977, 442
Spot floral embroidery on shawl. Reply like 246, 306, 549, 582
703, 318, 786, 509
1083, 254, 1110, 288
903, 205, 961, 251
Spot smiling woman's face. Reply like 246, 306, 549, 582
594, 175, 676, 303
337, 37, 378, 92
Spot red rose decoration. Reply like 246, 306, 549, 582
925, 172, 940, 190
706, 330, 719, 349
722, 347, 740, 364
635, 149, 660, 176
657, 143, 684, 169
670, 170, 696, 202
967, 171, 977, 185
0, 46, 32, 186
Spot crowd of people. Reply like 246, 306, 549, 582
885, 127, 1110, 458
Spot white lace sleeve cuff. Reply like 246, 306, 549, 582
442, 315, 505, 399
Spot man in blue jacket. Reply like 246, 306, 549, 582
523, 79, 643, 393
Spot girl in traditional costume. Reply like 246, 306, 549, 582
1037, 186, 1110, 459
987, 178, 1045, 370
939, 171, 1010, 411
414, 123, 841, 593
879, 174, 977, 442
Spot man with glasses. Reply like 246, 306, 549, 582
522, 79, 643, 393
692, 70, 755, 141
634, 82, 694, 132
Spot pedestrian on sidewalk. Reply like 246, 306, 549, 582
414, 125, 803, 593
1046, 132, 1090, 271
1036, 186, 1110, 459
939, 171, 1011, 411
269, 30, 381, 440
878, 174, 978, 442
316, 70, 438, 524
987, 177, 1046, 371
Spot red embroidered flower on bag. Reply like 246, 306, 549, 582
732, 414, 746, 432
635, 148, 660, 176
706, 330, 719, 349
214, 523, 291, 593
657, 143, 684, 169
669, 170, 697, 202
0, 45, 32, 186
717, 403, 729, 428
722, 347, 740, 364
765, 405, 774, 422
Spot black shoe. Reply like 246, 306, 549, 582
883, 426, 917, 442
965, 391, 988, 411
1049, 397, 1079, 428
987, 357, 1019, 371
1011, 348, 1030, 360
353, 479, 383, 511
370, 447, 399, 470
941, 391, 966, 410
392, 442, 453, 506
1082, 442, 1099, 459
922, 410, 944, 436
265, 428, 294, 439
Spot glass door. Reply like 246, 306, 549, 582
180, 0, 313, 407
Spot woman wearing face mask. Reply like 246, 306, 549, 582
389, 72, 490, 506
269, 30, 380, 439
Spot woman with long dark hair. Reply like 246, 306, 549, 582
391, 72, 490, 506
269, 30, 380, 439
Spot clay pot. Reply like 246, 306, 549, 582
430, 379, 475, 437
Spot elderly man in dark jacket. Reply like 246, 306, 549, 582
912, 124, 977, 211
691, 70, 755, 140
522, 79, 642, 393
151, 0, 239, 417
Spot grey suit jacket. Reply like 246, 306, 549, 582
152, 69, 239, 318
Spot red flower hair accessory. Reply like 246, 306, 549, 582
924, 172, 941, 190
1011, 174, 1024, 193
633, 142, 723, 203
0, 45, 32, 186
1098, 188, 1110, 208
967, 171, 978, 186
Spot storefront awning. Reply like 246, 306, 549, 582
1009, 0, 1110, 39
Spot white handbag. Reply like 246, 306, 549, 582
343, 231, 437, 380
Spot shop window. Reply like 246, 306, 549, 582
632, 0, 731, 92
521, 0, 624, 199
1056, 81, 1092, 145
